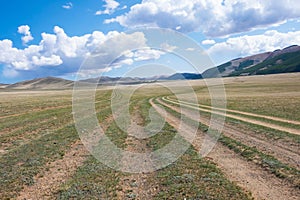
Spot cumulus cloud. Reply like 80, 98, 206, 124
18, 25, 34, 45
202, 39, 216, 45
160, 43, 177, 52
106, 0, 300, 37
0, 26, 165, 79
133, 48, 164, 61
82, 31, 148, 75
207, 30, 300, 63
62, 2, 73, 9
112, 58, 134, 68
107, 48, 165, 70
95, 0, 120, 15
32, 55, 63, 67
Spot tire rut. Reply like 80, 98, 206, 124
166, 97, 300, 126
157, 98, 300, 170
150, 99, 300, 200
163, 98, 300, 136
116, 106, 159, 200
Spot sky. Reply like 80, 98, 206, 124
0, 0, 300, 83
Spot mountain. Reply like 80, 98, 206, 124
6, 77, 74, 90
81, 73, 202, 84
81, 76, 121, 84
202, 45, 300, 78
0, 83, 9, 89
163, 73, 202, 80
2, 73, 202, 90
81, 76, 149, 85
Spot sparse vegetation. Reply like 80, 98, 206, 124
0, 73, 299, 199
155, 97, 300, 189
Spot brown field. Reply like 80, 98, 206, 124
0, 73, 299, 199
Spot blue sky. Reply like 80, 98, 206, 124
0, 0, 300, 83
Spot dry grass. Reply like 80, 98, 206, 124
0, 73, 299, 199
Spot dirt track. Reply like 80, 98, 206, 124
150, 99, 300, 200
166, 97, 300, 126
163, 98, 300, 136
116, 107, 159, 199
157, 98, 300, 170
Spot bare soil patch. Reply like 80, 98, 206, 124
17, 115, 114, 199
116, 107, 160, 200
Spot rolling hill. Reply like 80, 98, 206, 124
202, 45, 300, 78
6, 77, 74, 90
0, 83, 9, 89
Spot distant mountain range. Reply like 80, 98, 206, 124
202, 45, 300, 78
1, 45, 299, 90
1, 73, 202, 90
163, 73, 202, 80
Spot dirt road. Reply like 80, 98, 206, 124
157, 98, 300, 170
151, 99, 300, 200
163, 98, 300, 136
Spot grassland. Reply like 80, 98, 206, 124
0, 73, 299, 199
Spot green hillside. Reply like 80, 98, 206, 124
231, 51, 300, 76
202, 62, 232, 78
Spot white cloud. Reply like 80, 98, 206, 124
175, 26, 182, 31
186, 48, 195, 51
160, 43, 177, 52
32, 55, 63, 67
62, 2, 73, 9
84, 31, 148, 74
111, 58, 134, 68
121, 5, 127, 10
133, 48, 164, 61
18, 25, 34, 45
74, 67, 114, 79
109, 47, 166, 69
202, 39, 216, 45
17, 25, 31, 35
207, 30, 300, 64
52, 26, 90, 58
0, 26, 164, 79
95, 0, 120, 15
106, 0, 300, 37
